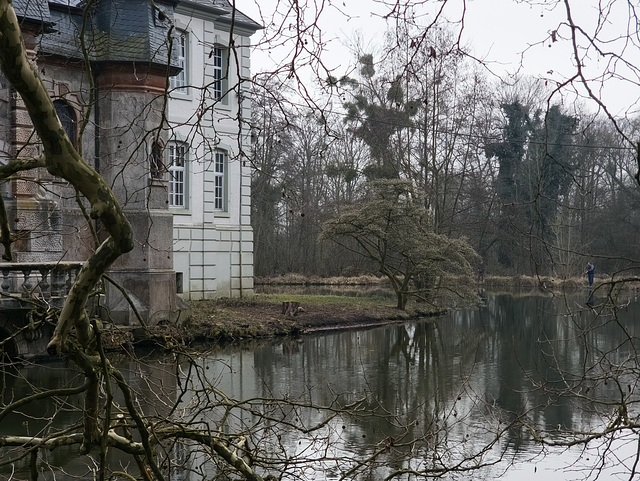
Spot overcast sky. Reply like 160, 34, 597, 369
241, 0, 639, 116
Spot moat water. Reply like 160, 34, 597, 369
3, 289, 640, 480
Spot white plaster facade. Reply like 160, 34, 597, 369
168, 1, 258, 300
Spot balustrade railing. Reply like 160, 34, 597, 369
0, 262, 84, 308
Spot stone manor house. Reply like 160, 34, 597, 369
1, 0, 260, 325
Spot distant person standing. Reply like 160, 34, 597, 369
585, 262, 595, 286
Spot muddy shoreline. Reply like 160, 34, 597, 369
100, 295, 445, 351
102, 271, 633, 351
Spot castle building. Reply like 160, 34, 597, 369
0, 0, 259, 326
169, 0, 258, 301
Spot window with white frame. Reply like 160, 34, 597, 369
170, 31, 188, 93
168, 142, 188, 208
214, 150, 227, 210
211, 46, 227, 100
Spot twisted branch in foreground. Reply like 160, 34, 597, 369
0, 0, 134, 356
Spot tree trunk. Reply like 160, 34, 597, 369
396, 292, 407, 310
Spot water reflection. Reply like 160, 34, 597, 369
189, 291, 640, 480
2, 291, 640, 480
0, 355, 178, 480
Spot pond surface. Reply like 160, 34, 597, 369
3, 290, 640, 480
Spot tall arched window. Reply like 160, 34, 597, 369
214, 149, 227, 211
168, 142, 188, 208
211, 46, 228, 103
53, 99, 76, 145
170, 30, 188, 94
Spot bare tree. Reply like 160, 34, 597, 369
321, 179, 479, 310
3, 0, 640, 480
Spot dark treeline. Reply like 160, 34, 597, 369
250, 24, 640, 281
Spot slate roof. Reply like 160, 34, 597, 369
178, 0, 262, 32
12, 0, 51, 24
39, 0, 177, 68
48, 0, 83, 6
18, 0, 259, 67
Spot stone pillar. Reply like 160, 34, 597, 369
96, 65, 183, 326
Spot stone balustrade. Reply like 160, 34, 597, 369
0, 262, 84, 308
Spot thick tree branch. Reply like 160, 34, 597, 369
0, 1, 135, 355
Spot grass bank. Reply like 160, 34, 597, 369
127, 273, 640, 348
102, 293, 443, 350
182, 293, 443, 343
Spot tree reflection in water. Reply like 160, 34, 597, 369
3, 291, 640, 480
171, 291, 640, 480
